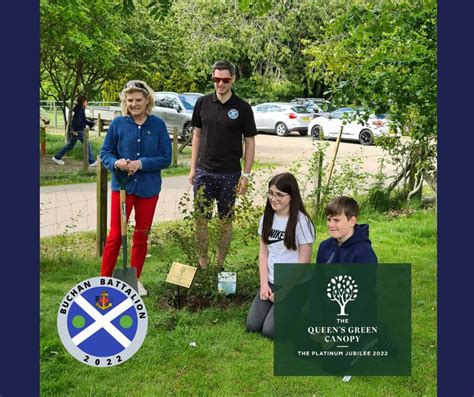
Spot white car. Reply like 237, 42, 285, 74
309, 107, 399, 145
252, 102, 313, 136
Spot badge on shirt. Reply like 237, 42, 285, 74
228, 109, 239, 119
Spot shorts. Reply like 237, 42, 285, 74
193, 168, 241, 218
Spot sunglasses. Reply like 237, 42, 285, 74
124, 80, 147, 90
211, 77, 232, 84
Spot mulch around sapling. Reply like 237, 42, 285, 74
156, 289, 251, 312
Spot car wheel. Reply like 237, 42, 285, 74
311, 125, 324, 140
182, 122, 193, 146
275, 122, 289, 136
359, 129, 373, 145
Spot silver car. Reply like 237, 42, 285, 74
252, 102, 313, 136
152, 91, 203, 139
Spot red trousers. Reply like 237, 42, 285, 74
101, 191, 159, 278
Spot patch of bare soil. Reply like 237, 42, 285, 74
156, 289, 250, 312
40, 155, 87, 175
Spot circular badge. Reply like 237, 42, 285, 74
228, 109, 239, 119
57, 277, 148, 367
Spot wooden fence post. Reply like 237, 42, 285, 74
53, 102, 58, 128
82, 127, 90, 172
325, 125, 344, 189
172, 127, 178, 167
97, 113, 102, 137
40, 126, 46, 156
312, 134, 324, 216
96, 157, 108, 257
178, 129, 193, 153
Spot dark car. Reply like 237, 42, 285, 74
290, 97, 333, 113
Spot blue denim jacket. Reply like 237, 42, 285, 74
100, 115, 172, 197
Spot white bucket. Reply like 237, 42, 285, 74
218, 272, 237, 295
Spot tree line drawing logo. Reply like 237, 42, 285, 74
327, 275, 359, 316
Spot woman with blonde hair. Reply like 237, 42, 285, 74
99, 80, 171, 296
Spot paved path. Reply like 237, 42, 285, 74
40, 134, 399, 238
40, 175, 191, 238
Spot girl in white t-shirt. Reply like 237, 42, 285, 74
246, 172, 315, 339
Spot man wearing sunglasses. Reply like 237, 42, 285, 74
189, 60, 257, 270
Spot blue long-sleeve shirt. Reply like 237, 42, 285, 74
100, 115, 172, 197
71, 105, 94, 131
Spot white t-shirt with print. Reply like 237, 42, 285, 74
258, 211, 315, 284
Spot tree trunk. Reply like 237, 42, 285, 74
424, 170, 437, 194
386, 160, 413, 194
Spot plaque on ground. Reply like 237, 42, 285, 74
165, 262, 197, 288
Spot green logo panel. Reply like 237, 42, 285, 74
274, 264, 411, 376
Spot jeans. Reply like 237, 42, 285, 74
54, 130, 95, 164
246, 282, 276, 339
246, 281, 310, 340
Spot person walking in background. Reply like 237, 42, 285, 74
99, 80, 172, 296
246, 172, 315, 339
188, 60, 257, 270
52, 95, 96, 167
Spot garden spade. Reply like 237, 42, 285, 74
112, 170, 138, 292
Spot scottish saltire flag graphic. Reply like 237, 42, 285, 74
57, 277, 147, 367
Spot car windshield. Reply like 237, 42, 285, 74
331, 108, 354, 118
179, 95, 199, 110
290, 105, 312, 114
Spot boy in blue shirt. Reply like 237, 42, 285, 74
315, 196, 377, 381
317, 196, 377, 264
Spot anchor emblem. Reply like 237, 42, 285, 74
95, 290, 113, 310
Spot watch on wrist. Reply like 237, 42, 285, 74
242, 172, 251, 179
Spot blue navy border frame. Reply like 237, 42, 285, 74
438, 0, 474, 395
0, 2, 40, 395
0, 0, 473, 395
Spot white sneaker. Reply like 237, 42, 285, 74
52, 157, 65, 166
137, 280, 148, 296
89, 161, 97, 167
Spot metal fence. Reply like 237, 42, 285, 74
39, 157, 395, 239
40, 101, 120, 129
40, 182, 194, 238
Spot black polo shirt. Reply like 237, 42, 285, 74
191, 91, 257, 173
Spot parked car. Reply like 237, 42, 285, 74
291, 97, 333, 113
153, 91, 203, 139
308, 107, 400, 145
252, 102, 313, 136
180, 92, 204, 107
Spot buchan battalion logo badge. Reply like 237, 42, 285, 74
57, 277, 148, 367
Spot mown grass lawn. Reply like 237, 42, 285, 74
40, 208, 436, 396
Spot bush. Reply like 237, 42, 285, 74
154, 183, 262, 309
